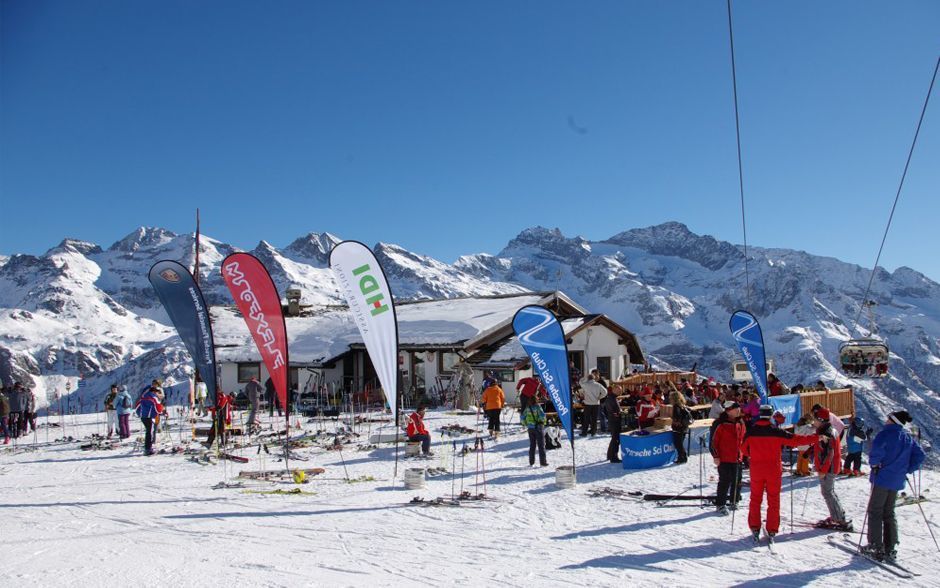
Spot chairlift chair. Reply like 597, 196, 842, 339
839, 339, 889, 378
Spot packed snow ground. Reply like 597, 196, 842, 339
1, 409, 937, 587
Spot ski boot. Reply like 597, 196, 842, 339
859, 545, 885, 561
750, 529, 761, 544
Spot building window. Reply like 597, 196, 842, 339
596, 357, 611, 380
439, 352, 461, 374
237, 363, 260, 383
568, 351, 585, 379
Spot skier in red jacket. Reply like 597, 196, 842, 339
710, 401, 746, 514
743, 405, 818, 541
406, 404, 433, 456
814, 409, 852, 530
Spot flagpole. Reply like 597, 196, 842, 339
190, 208, 200, 441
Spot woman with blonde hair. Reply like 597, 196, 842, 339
670, 386, 693, 464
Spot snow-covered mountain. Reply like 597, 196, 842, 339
1, 223, 938, 456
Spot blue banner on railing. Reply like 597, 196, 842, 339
512, 306, 573, 447
769, 394, 801, 427
729, 310, 769, 403
148, 260, 218, 407
620, 431, 677, 469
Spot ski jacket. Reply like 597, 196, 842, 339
209, 392, 232, 424
869, 424, 926, 491
743, 419, 817, 476
406, 411, 429, 437
602, 393, 622, 422
671, 405, 693, 432
194, 382, 208, 401
813, 424, 842, 475
481, 385, 505, 410
636, 399, 659, 426
135, 390, 164, 419
742, 398, 760, 422
104, 391, 117, 411
245, 380, 263, 405
115, 389, 133, 415
8, 388, 26, 412
580, 380, 606, 406
516, 377, 545, 400
520, 404, 547, 429
710, 414, 745, 463
845, 422, 868, 454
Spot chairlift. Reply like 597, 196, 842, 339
839, 339, 889, 378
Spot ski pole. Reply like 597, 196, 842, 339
338, 441, 350, 483
789, 448, 794, 534
801, 475, 812, 517
908, 475, 940, 552
451, 441, 457, 501
460, 442, 466, 494
856, 482, 872, 551
730, 461, 740, 534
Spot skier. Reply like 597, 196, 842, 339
406, 404, 433, 457
204, 389, 232, 448
579, 372, 606, 437
843, 416, 870, 476
103, 384, 118, 438
193, 372, 208, 417
813, 408, 852, 530
669, 390, 693, 464
710, 401, 746, 515
520, 399, 548, 466
244, 376, 263, 432
635, 389, 660, 430
742, 405, 818, 541
0, 387, 10, 444
603, 384, 623, 463
793, 416, 815, 476
516, 373, 545, 410
812, 403, 845, 439
115, 385, 133, 439
134, 386, 164, 456
861, 410, 926, 562
481, 380, 505, 439
8, 383, 26, 438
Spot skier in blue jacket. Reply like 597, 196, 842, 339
862, 410, 926, 563
842, 416, 870, 476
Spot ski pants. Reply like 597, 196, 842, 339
580, 405, 598, 436
716, 462, 742, 507
118, 414, 130, 438
106, 410, 117, 435
843, 451, 862, 473
141, 417, 154, 454
748, 471, 783, 534
0, 416, 9, 440
527, 426, 547, 466
608, 418, 622, 462
485, 409, 501, 433
866, 485, 898, 553
672, 429, 688, 463
25, 412, 35, 433
247, 402, 259, 429
819, 473, 846, 522
599, 407, 608, 433
409, 434, 431, 455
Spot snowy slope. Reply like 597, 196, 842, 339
1, 410, 936, 586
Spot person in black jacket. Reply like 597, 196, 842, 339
670, 389, 693, 464
603, 384, 623, 463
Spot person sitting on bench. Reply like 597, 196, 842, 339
406, 404, 433, 456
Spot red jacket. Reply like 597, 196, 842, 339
814, 425, 842, 475
710, 415, 746, 463
516, 377, 545, 400
406, 411, 429, 437
743, 419, 818, 476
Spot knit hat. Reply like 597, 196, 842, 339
888, 410, 912, 426
759, 405, 774, 418
816, 408, 830, 420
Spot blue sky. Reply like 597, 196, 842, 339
2, 1, 938, 281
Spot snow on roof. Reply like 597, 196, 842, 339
212, 293, 549, 364
487, 317, 587, 363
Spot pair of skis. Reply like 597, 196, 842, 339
826, 534, 920, 579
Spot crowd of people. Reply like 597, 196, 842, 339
0, 383, 37, 443
840, 349, 889, 377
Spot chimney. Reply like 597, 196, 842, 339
286, 286, 302, 317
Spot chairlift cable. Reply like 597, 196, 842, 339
726, 0, 751, 310
851, 56, 939, 335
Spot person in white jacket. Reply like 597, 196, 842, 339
579, 373, 607, 437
